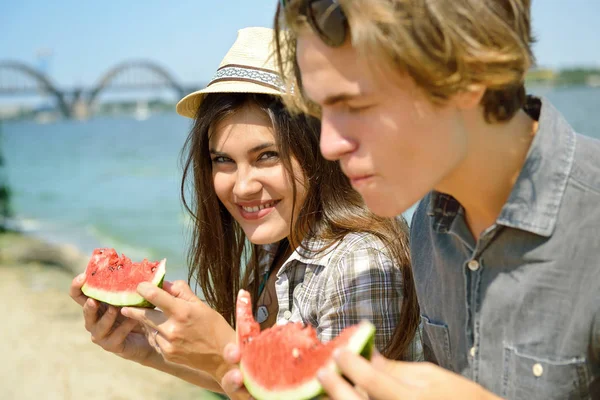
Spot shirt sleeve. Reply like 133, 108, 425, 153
593, 310, 600, 365
315, 245, 409, 357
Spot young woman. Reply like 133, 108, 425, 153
69, 27, 421, 397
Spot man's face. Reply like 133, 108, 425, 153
296, 32, 470, 217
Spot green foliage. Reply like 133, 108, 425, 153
0, 121, 12, 232
556, 68, 600, 85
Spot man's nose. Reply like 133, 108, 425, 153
319, 111, 357, 161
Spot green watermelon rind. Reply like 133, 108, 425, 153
81, 259, 166, 308
241, 320, 376, 400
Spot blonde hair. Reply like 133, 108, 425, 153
274, 0, 535, 122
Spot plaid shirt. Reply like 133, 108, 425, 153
257, 232, 423, 361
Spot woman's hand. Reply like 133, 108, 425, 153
69, 273, 156, 364
120, 280, 236, 381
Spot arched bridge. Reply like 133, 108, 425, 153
86, 60, 187, 108
0, 59, 200, 118
0, 60, 72, 117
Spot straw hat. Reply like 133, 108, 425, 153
176, 27, 285, 119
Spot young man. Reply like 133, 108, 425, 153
221, 0, 600, 399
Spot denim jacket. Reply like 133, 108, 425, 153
411, 96, 600, 399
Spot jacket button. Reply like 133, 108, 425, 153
283, 310, 292, 319
467, 259, 480, 271
532, 363, 544, 377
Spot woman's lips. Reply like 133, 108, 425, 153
237, 200, 280, 220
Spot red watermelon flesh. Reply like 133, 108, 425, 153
235, 289, 375, 400
236, 290, 261, 349
81, 248, 166, 308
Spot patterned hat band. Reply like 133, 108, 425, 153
207, 64, 286, 93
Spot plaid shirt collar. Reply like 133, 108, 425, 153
258, 236, 338, 278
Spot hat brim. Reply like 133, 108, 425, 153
176, 81, 283, 119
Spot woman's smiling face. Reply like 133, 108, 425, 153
209, 103, 307, 245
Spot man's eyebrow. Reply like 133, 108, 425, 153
321, 93, 358, 106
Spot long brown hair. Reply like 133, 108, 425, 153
180, 93, 419, 360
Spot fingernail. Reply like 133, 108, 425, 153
225, 347, 233, 359
137, 282, 152, 295
78, 273, 86, 283
317, 368, 328, 381
121, 308, 129, 316
233, 370, 242, 383
332, 348, 341, 360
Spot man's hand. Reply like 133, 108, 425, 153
318, 350, 503, 400
220, 342, 253, 399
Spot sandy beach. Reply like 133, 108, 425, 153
1, 232, 220, 400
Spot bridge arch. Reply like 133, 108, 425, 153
87, 60, 186, 108
0, 61, 71, 117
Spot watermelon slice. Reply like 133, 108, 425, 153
236, 290, 375, 400
81, 248, 166, 308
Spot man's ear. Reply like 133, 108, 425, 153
452, 84, 486, 110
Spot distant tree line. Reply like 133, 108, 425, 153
526, 67, 600, 86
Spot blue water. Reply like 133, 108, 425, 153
1, 86, 599, 281
1, 113, 194, 280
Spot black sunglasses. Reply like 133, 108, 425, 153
280, 0, 348, 47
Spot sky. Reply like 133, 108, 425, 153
1, 0, 599, 89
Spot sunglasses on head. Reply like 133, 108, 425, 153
280, 0, 348, 47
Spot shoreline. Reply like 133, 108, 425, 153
1, 231, 219, 400
1, 229, 90, 275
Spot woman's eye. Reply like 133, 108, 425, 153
211, 156, 232, 164
258, 151, 279, 161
